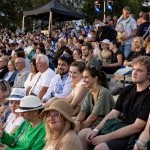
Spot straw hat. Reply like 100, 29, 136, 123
6, 88, 26, 101
15, 95, 43, 113
40, 99, 75, 127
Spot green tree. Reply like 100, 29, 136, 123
0, 0, 32, 30
30, 0, 49, 8
81, 0, 143, 23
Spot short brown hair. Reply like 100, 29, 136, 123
123, 6, 131, 12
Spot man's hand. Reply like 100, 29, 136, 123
86, 129, 99, 142
91, 134, 109, 146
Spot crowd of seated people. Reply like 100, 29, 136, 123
0, 6, 149, 150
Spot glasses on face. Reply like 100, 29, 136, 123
46, 111, 61, 118
15, 62, 23, 65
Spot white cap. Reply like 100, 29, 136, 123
101, 39, 111, 45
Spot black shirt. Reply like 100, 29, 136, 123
115, 84, 150, 124
136, 22, 150, 39
112, 49, 124, 64
126, 49, 145, 62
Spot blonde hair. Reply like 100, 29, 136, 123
132, 56, 150, 75
43, 113, 74, 148
131, 37, 143, 52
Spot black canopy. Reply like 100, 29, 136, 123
23, 0, 85, 20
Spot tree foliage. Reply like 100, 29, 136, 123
0, 0, 50, 30
81, 0, 144, 23
0, 0, 146, 30
30, 0, 49, 8
0, 0, 32, 30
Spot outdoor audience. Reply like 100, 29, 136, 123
0, 6, 149, 149
78, 56, 150, 150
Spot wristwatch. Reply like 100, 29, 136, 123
93, 128, 99, 132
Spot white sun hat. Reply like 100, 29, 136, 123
15, 95, 43, 113
6, 88, 26, 101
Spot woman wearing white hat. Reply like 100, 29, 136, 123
40, 99, 83, 150
0, 95, 46, 150
3, 88, 25, 134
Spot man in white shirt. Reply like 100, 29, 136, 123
42, 54, 72, 102
27, 54, 56, 99
116, 6, 137, 58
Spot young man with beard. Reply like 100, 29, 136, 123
42, 54, 72, 103
78, 56, 150, 150
81, 42, 101, 69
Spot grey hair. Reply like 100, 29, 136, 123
36, 54, 49, 66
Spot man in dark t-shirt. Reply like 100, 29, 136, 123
78, 56, 150, 150
136, 13, 150, 40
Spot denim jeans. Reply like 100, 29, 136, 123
120, 44, 131, 59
